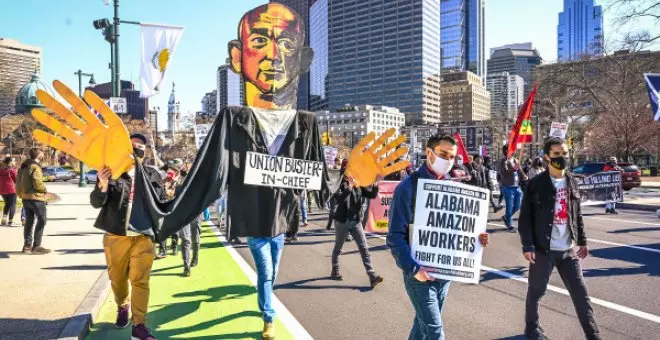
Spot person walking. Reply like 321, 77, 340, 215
90, 134, 165, 340
527, 157, 545, 181
0, 157, 18, 226
603, 157, 622, 214
330, 172, 384, 289
16, 148, 49, 254
500, 145, 528, 232
179, 214, 202, 277
387, 134, 490, 339
519, 137, 601, 340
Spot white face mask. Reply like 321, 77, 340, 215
429, 151, 454, 176
456, 159, 464, 166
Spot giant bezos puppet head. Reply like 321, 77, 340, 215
228, 3, 313, 109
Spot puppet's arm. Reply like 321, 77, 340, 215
154, 108, 231, 240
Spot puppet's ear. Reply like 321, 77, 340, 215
298, 47, 314, 75
228, 40, 242, 74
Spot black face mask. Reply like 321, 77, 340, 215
133, 147, 145, 158
549, 156, 569, 170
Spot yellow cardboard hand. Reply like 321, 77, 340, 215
32, 80, 134, 179
345, 128, 410, 186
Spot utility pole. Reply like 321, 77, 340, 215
113, 0, 120, 97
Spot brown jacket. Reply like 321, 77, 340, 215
16, 160, 47, 201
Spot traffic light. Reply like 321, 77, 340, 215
321, 132, 330, 146
567, 138, 573, 148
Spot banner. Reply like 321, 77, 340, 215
574, 171, 624, 206
365, 181, 400, 233
323, 146, 338, 168
549, 122, 568, 139
644, 73, 660, 121
243, 151, 323, 190
411, 179, 489, 284
194, 124, 212, 149
140, 24, 184, 98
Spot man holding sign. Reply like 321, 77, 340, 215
518, 138, 600, 340
387, 134, 490, 340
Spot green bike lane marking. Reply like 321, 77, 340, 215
87, 224, 295, 339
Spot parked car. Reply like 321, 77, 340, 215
41, 168, 57, 182
85, 169, 98, 183
42, 167, 76, 182
571, 162, 641, 191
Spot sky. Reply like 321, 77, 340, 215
0, 0, 654, 131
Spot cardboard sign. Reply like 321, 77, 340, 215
549, 122, 568, 139
574, 171, 624, 205
243, 151, 323, 190
323, 146, 338, 168
194, 124, 212, 149
411, 179, 490, 284
365, 181, 400, 233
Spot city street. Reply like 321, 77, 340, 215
233, 207, 660, 340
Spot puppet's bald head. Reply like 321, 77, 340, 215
229, 3, 312, 108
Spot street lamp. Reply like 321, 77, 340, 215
74, 70, 96, 187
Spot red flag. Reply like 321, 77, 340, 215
453, 133, 470, 164
507, 83, 539, 158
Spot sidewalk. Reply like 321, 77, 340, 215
87, 223, 296, 339
0, 183, 105, 340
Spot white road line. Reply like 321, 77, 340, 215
488, 222, 660, 255
209, 225, 314, 340
481, 265, 660, 325
584, 215, 660, 227
368, 233, 660, 325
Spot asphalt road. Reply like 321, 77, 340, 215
229, 206, 660, 340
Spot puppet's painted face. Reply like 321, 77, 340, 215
229, 4, 312, 108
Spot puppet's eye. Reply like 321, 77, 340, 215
252, 37, 268, 46
277, 39, 295, 52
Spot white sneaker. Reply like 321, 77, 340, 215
1, 217, 7, 226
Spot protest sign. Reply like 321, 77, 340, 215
549, 122, 568, 139
411, 179, 489, 284
194, 124, 212, 149
243, 151, 324, 190
574, 171, 623, 205
323, 146, 338, 168
365, 181, 400, 233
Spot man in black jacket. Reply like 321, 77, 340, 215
518, 138, 600, 340
90, 133, 164, 340
330, 174, 384, 289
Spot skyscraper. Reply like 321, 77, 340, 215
0, 38, 41, 115
216, 64, 243, 113
440, 0, 485, 77
487, 43, 542, 97
557, 0, 604, 61
310, 0, 443, 124
440, 71, 491, 122
270, 0, 313, 110
485, 71, 524, 123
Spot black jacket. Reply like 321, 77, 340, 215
333, 177, 378, 224
518, 171, 587, 254
134, 106, 330, 240
90, 166, 165, 238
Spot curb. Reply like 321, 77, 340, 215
603, 203, 659, 212
56, 270, 111, 339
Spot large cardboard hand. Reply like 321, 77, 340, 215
345, 128, 410, 186
32, 80, 134, 179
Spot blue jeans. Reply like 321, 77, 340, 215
404, 275, 451, 340
247, 234, 285, 322
502, 185, 522, 227
301, 196, 308, 223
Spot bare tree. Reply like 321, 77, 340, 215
535, 50, 660, 161
607, 0, 660, 47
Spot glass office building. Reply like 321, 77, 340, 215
440, 0, 485, 77
310, 0, 442, 124
557, 0, 604, 61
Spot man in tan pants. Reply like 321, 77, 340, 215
90, 134, 165, 340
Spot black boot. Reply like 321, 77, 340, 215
369, 272, 384, 289
171, 241, 178, 256
183, 266, 191, 277
331, 267, 343, 281
191, 252, 199, 267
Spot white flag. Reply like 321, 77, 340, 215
140, 24, 183, 98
